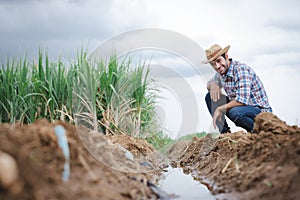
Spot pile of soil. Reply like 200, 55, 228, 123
1, 112, 299, 200
168, 112, 300, 200
0, 119, 166, 200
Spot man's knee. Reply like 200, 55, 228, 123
227, 106, 259, 132
205, 92, 211, 103
205, 92, 228, 104
227, 107, 245, 125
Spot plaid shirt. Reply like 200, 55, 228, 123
209, 59, 272, 112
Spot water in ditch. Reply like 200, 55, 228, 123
158, 166, 215, 200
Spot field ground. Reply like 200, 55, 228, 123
0, 112, 299, 200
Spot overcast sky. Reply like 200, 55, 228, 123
1, 0, 299, 135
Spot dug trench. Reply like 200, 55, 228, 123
0, 112, 299, 199
168, 112, 300, 200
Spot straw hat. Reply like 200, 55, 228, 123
202, 44, 230, 64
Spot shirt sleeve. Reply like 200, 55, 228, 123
235, 66, 252, 104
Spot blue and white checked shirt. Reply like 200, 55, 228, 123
209, 59, 272, 112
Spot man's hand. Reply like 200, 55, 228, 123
208, 82, 221, 102
213, 105, 227, 129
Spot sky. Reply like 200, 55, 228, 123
1, 0, 300, 137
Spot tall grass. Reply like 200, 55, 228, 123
0, 51, 76, 123
73, 53, 160, 139
0, 50, 164, 144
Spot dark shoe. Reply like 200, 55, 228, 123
221, 127, 231, 134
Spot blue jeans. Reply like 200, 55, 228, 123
205, 92, 261, 133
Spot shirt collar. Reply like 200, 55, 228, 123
224, 58, 234, 78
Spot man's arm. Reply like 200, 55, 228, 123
217, 99, 245, 111
213, 100, 245, 129
207, 82, 221, 102
207, 73, 222, 102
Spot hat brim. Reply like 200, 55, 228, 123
202, 45, 230, 64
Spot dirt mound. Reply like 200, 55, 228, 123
169, 112, 300, 200
254, 112, 300, 135
1, 112, 299, 199
167, 140, 193, 162
0, 119, 164, 200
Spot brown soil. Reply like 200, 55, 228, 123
168, 112, 300, 200
0, 119, 166, 200
0, 112, 299, 200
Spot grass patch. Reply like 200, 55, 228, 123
0, 50, 161, 143
155, 131, 208, 154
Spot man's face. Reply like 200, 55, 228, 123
209, 55, 229, 75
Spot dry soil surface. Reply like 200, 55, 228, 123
0, 112, 299, 200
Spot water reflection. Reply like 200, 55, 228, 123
159, 167, 215, 200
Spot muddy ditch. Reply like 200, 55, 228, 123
0, 112, 299, 200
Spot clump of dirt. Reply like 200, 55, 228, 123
166, 140, 193, 162
168, 112, 300, 200
107, 134, 154, 154
0, 119, 165, 200
254, 112, 300, 135
107, 134, 167, 171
